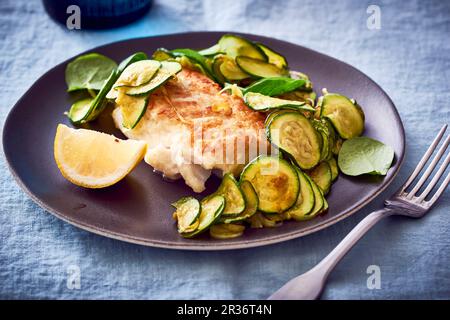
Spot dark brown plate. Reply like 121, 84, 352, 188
2, 32, 405, 250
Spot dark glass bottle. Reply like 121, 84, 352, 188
42, 0, 153, 29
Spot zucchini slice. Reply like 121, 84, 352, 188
321, 196, 329, 213
267, 112, 322, 170
236, 56, 287, 78
327, 157, 339, 181
106, 88, 118, 100
319, 131, 330, 161
321, 93, 365, 139
278, 90, 317, 106
152, 48, 174, 61
171, 48, 216, 81
240, 156, 299, 213
114, 60, 161, 88
307, 162, 332, 195
176, 55, 209, 77
209, 223, 245, 239
172, 197, 201, 233
124, 61, 182, 96
211, 56, 227, 84
220, 180, 258, 223
244, 92, 315, 112
215, 173, 246, 216
312, 119, 333, 161
182, 195, 225, 238
68, 97, 94, 124
289, 70, 310, 81
217, 55, 250, 81
305, 174, 324, 217
218, 34, 267, 61
248, 212, 283, 228
286, 167, 315, 220
198, 44, 222, 56
115, 91, 148, 129
264, 109, 298, 127
256, 43, 288, 69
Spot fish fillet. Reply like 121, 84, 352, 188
112, 69, 269, 192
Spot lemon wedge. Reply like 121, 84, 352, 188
54, 124, 146, 188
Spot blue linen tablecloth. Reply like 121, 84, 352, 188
0, 0, 449, 299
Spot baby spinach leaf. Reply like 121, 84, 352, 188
243, 77, 308, 96
65, 53, 117, 92
67, 52, 148, 124
338, 137, 394, 176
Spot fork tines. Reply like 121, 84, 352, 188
400, 124, 450, 206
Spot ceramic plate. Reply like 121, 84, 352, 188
2, 32, 405, 250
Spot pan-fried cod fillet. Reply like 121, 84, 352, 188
112, 69, 269, 192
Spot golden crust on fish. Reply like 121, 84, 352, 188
112, 68, 269, 192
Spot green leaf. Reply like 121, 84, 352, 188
171, 48, 216, 81
338, 137, 394, 176
243, 77, 308, 96
117, 52, 148, 73
65, 53, 117, 92
66, 52, 148, 124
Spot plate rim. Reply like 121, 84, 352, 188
2, 31, 406, 251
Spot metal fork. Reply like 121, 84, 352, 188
269, 124, 450, 300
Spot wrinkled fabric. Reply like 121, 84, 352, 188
0, 0, 449, 299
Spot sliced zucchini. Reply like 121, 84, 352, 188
305, 174, 324, 217
248, 212, 283, 228
264, 109, 297, 127
311, 119, 334, 161
262, 212, 289, 223
332, 137, 344, 155
152, 48, 174, 61
324, 119, 337, 159
267, 112, 322, 170
216, 55, 250, 81
244, 92, 315, 113
171, 48, 216, 80
106, 87, 119, 100
198, 44, 222, 56
68, 97, 94, 124
307, 162, 332, 195
125, 61, 182, 96
286, 167, 315, 220
220, 181, 258, 223
214, 173, 245, 216
289, 70, 310, 81
209, 223, 245, 239
211, 56, 227, 84
182, 195, 225, 238
279, 90, 317, 106
321, 193, 329, 213
218, 34, 267, 60
256, 43, 288, 69
236, 56, 287, 78
240, 156, 299, 213
115, 91, 148, 129
114, 60, 161, 88
319, 131, 330, 161
321, 93, 365, 139
172, 197, 201, 233
176, 55, 207, 75
327, 157, 339, 181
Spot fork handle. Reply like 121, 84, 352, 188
315, 208, 393, 282
268, 208, 394, 300
270, 208, 394, 300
